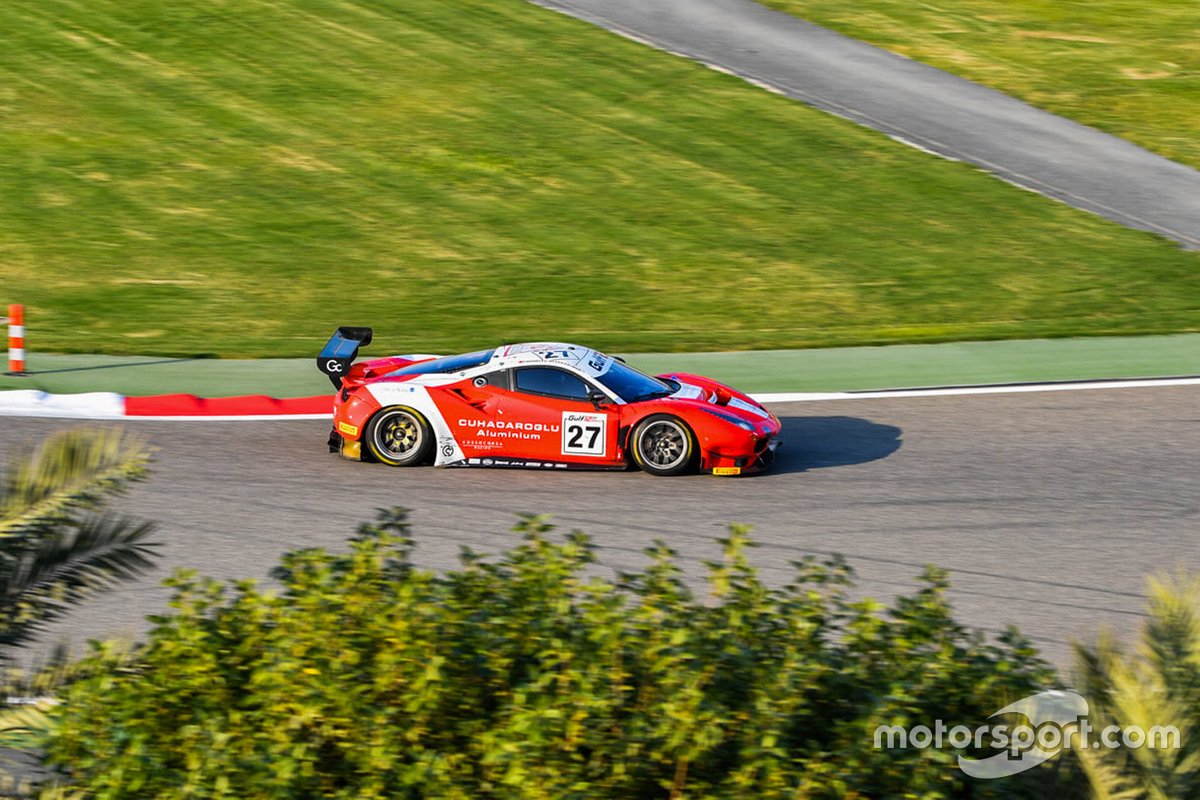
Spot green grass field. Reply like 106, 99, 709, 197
762, 0, 1200, 170
2, 0, 1197, 358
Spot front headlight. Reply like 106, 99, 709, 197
701, 408, 755, 432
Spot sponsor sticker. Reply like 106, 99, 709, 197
337, 421, 359, 437
562, 411, 607, 457
712, 466, 741, 476
458, 418, 556, 441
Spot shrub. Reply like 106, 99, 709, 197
45, 509, 1062, 798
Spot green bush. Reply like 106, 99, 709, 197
44, 510, 1064, 798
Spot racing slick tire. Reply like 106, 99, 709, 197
364, 406, 433, 467
630, 415, 698, 476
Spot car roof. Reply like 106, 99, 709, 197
383, 342, 615, 385
486, 343, 612, 378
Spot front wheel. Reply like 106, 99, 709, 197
364, 406, 432, 466
631, 415, 697, 476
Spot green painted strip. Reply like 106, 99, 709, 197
0, 356, 329, 399
1, 334, 1197, 397
625, 334, 1200, 392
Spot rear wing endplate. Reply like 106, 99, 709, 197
317, 326, 373, 388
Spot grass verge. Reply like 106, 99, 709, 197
761, 0, 1200, 170
1, 0, 1197, 358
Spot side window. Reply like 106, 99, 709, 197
514, 367, 590, 401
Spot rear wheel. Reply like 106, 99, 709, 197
631, 415, 697, 476
365, 406, 432, 466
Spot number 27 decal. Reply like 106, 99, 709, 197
561, 412, 608, 457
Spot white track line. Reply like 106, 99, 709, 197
754, 376, 1200, 404
0, 377, 1195, 420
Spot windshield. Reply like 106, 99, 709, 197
595, 359, 677, 402
388, 349, 495, 377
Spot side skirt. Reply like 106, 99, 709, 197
444, 456, 629, 471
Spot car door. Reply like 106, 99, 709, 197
497, 366, 620, 465
430, 369, 510, 461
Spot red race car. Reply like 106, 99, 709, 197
318, 328, 780, 476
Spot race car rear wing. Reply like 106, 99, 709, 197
317, 326, 373, 388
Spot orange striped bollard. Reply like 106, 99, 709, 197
7, 304, 25, 375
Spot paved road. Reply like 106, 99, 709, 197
531, 0, 1200, 249
8, 385, 1197, 669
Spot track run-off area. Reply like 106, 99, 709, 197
6, 382, 1197, 668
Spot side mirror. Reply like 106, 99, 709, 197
587, 390, 611, 410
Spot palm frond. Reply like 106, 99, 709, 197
1074, 629, 1121, 714
0, 515, 158, 650
0, 428, 157, 660
1141, 571, 1200, 707
1075, 744, 1143, 800
0, 699, 56, 751
1073, 570, 1200, 800
1106, 664, 1198, 799
0, 428, 151, 541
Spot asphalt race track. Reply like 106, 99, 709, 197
8, 385, 1197, 669
532, 0, 1200, 249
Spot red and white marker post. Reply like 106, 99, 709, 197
6, 304, 25, 375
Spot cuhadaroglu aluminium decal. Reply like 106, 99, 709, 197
459, 418, 559, 440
